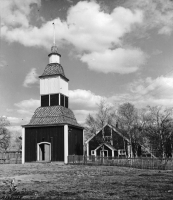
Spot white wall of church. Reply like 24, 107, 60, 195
49, 77, 60, 93
59, 77, 68, 96
40, 77, 60, 94
40, 78, 48, 94
40, 76, 68, 96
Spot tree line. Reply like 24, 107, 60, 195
0, 116, 22, 152
85, 100, 173, 158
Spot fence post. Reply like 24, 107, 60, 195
16, 152, 18, 164
4, 152, 6, 164
83, 155, 84, 165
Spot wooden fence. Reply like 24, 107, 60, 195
67, 155, 173, 170
0, 151, 22, 164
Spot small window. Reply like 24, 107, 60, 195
60, 94, 64, 106
50, 94, 59, 106
65, 96, 68, 108
41, 95, 49, 107
91, 150, 95, 155
118, 149, 126, 155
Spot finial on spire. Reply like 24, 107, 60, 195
51, 22, 58, 53
53, 22, 55, 45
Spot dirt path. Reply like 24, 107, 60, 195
0, 163, 173, 199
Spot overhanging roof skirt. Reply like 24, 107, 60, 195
23, 106, 83, 128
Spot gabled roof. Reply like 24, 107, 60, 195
94, 143, 117, 151
85, 124, 130, 144
105, 143, 117, 151
39, 63, 69, 81
85, 124, 156, 158
23, 106, 82, 128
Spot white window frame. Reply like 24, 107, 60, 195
91, 150, 95, 156
118, 149, 126, 157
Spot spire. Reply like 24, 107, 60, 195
51, 22, 58, 54
48, 22, 61, 64
53, 22, 56, 46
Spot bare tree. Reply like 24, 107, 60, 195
85, 99, 116, 133
85, 114, 98, 136
0, 116, 11, 151
96, 99, 116, 128
117, 102, 138, 157
85, 99, 117, 157
15, 136, 22, 151
142, 106, 173, 158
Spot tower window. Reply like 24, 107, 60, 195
60, 94, 64, 106
41, 95, 49, 107
50, 94, 59, 106
65, 96, 68, 108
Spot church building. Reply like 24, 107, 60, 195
22, 44, 84, 164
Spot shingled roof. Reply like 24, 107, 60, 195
24, 106, 81, 127
39, 63, 68, 80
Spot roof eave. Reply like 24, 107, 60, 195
39, 74, 69, 82
85, 123, 130, 144
22, 123, 84, 129
94, 143, 117, 151
85, 124, 108, 144
48, 52, 61, 57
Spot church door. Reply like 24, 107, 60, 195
39, 143, 50, 161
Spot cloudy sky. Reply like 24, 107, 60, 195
1, 0, 173, 127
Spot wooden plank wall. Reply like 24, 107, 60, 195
25, 126, 64, 162
68, 126, 83, 155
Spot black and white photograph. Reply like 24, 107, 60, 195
0, 0, 173, 199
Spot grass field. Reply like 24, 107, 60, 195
0, 162, 173, 199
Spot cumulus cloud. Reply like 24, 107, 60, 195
12, 90, 103, 124
7, 117, 24, 124
65, 2, 143, 52
1, 19, 67, 48
15, 98, 40, 115
130, 76, 173, 96
23, 68, 39, 87
69, 89, 104, 110
127, 74, 173, 107
12, 78, 173, 125
1, 0, 146, 74
91, 74, 173, 109
0, 0, 41, 27
131, 0, 173, 36
2, 0, 173, 77
95, 75, 173, 109
1, 1, 143, 50
81, 48, 146, 74
73, 110, 96, 124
